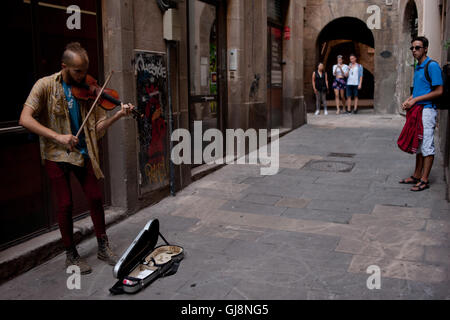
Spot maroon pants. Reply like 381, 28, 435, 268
45, 160, 106, 250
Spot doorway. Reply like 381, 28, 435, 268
187, 0, 226, 166
267, 25, 283, 128
398, 0, 418, 112
1, 0, 105, 250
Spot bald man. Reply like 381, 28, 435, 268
20, 42, 135, 274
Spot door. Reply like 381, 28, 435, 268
1, 0, 105, 250
267, 25, 283, 128
188, 0, 224, 166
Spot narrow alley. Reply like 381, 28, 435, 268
1, 111, 449, 300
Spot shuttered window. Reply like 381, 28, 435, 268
267, 0, 282, 24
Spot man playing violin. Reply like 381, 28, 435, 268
19, 42, 135, 274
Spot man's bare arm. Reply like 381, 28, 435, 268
413, 86, 443, 103
402, 86, 443, 110
19, 106, 78, 150
312, 72, 317, 93
96, 103, 134, 135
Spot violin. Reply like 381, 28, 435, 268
71, 74, 144, 119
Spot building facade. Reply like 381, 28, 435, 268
437, 0, 450, 201
1, 0, 306, 249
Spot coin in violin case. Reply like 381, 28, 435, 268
109, 219, 184, 295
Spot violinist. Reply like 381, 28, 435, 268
19, 42, 135, 274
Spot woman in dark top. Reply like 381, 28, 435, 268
312, 62, 329, 115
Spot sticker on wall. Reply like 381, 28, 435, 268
134, 51, 169, 193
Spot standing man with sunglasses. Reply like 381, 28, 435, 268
400, 36, 443, 191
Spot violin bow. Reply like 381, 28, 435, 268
75, 70, 114, 139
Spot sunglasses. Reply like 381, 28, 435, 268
410, 46, 424, 51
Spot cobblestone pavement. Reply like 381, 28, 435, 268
1, 111, 449, 300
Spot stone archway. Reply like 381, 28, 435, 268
304, 1, 400, 114
316, 17, 375, 105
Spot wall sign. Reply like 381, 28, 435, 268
284, 26, 291, 40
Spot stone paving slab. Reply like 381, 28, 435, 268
335, 238, 425, 262
431, 209, 450, 221
220, 200, 288, 216
362, 226, 448, 247
187, 221, 267, 242
190, 187, 249, 201
281, 208, 355, 224
250, 173, 318, 188
173, 208, 367, 240
359, 197, 433, 208
306, 199, 374, 214
191, 180, 251, 193
348, 255, 448, 283
241, 193, 283, 205
299, 188, 366, 202
426, 220, 450, 234
424, 246, 450, 265
349, 214, 426, 231
187, 222, 341, 252
275, 197, 311, 209
225, 279, 309, 300
236, 184, 304, 198
371, 205, 432, 219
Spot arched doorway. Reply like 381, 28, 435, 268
397, 0, 418, 113
316, 17, 375, 109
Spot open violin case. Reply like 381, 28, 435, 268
109, 219, 184, 295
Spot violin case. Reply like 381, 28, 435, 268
109, 219, 184, 295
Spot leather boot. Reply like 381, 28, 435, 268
97, 235, 118, 266
65, 247, 92, 275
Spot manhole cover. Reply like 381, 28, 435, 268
305, 160, 355, 173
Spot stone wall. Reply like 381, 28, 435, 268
102, 0, 191, 211
438, 0, 450, 200
101, 0, 307, 212
283, 0, 307, 128
227, 0, 306, 130
102, 0, 138, 209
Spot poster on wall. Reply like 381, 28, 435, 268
134, 50, 169, 194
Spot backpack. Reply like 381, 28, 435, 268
424, 60, 449, 110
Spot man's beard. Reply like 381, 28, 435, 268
66, 71, 85, 85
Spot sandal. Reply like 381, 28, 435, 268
399, 176, 420, 184
411, 180, 430, 192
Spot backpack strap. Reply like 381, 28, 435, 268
424, 59, 436, 84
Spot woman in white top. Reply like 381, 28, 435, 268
332, 55, 349, 114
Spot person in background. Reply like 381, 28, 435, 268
332, 55, 349, 114
345, 54, 364, 114
312, 62, 329, 115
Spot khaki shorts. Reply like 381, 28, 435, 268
418, 108, 437, 157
